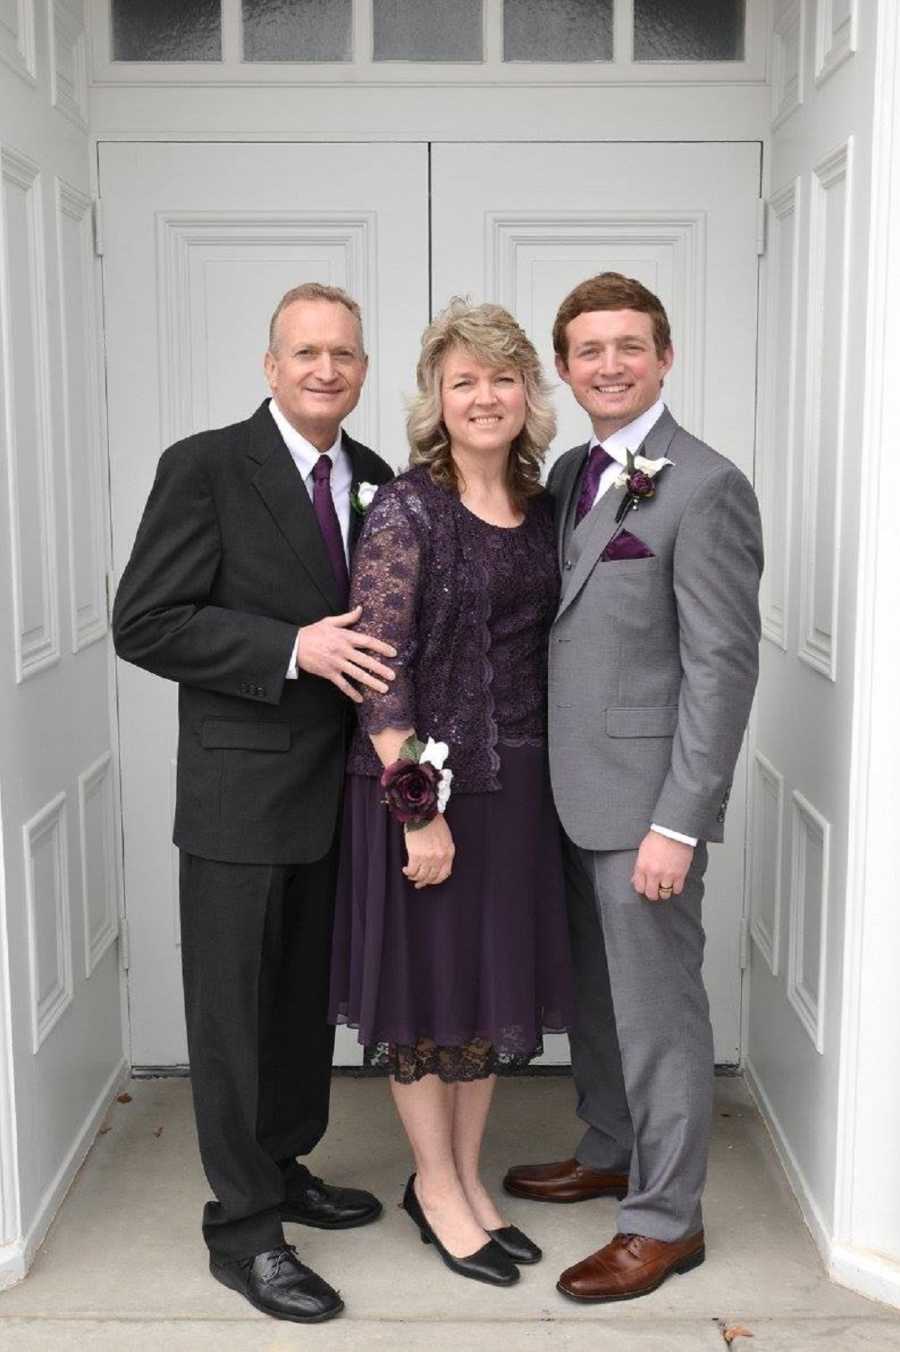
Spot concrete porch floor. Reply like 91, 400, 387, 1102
1, 1075, 899, 1351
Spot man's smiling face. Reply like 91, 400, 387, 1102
264, 299, 368, 447
556, 308, 673, 440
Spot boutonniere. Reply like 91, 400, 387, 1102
613, 450, 673, 524
350, 481, 378, 515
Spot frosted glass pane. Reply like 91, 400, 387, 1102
242, 0, 352, 61
373, 0, 483, 62
504, 0, 612, 62
112, 0, 222, 62
634, 0, 745, 62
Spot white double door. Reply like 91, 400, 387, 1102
102, 140, 760, 1068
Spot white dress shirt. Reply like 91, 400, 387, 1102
268, 398, 353, 680
582, 400, 697, 850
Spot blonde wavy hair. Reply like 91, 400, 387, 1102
407, 299, 556, 503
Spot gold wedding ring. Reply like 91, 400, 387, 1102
658, 883, 674, 896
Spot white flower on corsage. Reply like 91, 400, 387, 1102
420, 737, 454, 814
613, 450, 674, 524
612, 453, 673, 491
351, 481, 379, 514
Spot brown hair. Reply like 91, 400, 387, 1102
268, 282, 365, 354
552, 272, 672, 361
407, 299, 556, 506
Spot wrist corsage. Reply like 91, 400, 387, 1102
381, 736, 453, 832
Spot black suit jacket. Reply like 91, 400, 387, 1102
113, 400, 394, 865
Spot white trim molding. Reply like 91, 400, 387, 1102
815, 0, 858, 87
758, 178, 801, 649
0, 147, 61, 683
833, 0, 900, 1311
55, 177, 109, 654
0, 780, 21, 1254
771, 0, 805, 130
50, 0, 89, 130
78, 753, 119, 977
786, 790, 830, 1054
23, 792, 73, 1053
798, 139, 853, 681
0, 1056, 128, 1289
0, 0, 36, 85
748, 750, 784, 975
155, 209, 377, 450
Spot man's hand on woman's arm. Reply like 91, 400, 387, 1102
296, 605, 397, 702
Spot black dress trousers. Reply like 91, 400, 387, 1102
179, 844, 338, 1260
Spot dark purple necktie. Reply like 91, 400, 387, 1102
311, 455, 350, 605
574, 444, 615, 527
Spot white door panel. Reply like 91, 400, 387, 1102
101, 142, 429, 1065
432, 142, 762, 1063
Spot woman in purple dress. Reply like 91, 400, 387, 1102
329, 301, 574, 1288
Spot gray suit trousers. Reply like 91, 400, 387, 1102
566, 837, 713, 1241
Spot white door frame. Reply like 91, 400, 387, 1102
829, 0, 900, 1310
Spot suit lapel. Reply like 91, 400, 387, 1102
344, 433, 366, 555
555, 408, 679, 622
247, 403, 341, 611
554, 443, 589, 574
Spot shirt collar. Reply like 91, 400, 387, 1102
588, 399, 666, 465
268, 397, 343, 478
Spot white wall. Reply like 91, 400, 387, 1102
0, 0, 127, 1287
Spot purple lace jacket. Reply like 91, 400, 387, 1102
346, 465, 558, 792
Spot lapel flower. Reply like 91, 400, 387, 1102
351, 481, 378, 514
614, 450, 673, 524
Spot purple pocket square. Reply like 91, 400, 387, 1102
601, 530, 655, 562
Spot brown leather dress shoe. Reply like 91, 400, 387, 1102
557, 1230, 705, 1303
503, 1158, 629, 1204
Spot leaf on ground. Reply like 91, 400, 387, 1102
153, 1126, 164, 1138
98, 1125, 111, 1136
116, 1092, 132, 1104
723, 1325, 754, 1344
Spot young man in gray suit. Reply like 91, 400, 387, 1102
504, 274, 763, 1302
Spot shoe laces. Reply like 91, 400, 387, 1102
270, 1244, 301, 1276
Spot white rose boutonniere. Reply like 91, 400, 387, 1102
613, 450, 674, 524
351, 481, 379, 515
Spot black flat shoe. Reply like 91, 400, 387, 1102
488, 1224, 542, 1264
401, 1175, 519, 1287
210, 1244, 344, 1323
280, 1173, 382, 1230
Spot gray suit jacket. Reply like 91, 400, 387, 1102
547, 407, 763, 850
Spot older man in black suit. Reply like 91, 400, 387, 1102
113, 283, 395, 1324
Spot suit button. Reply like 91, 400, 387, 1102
564, 560, 573, 571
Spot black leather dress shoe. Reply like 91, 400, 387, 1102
280, 1174, 382, 1230
402, 1175, 519, 1287
210, 1244, 343, 1323
488, 1224, 542, 1264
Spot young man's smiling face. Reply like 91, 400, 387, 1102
556, 308, 673, 440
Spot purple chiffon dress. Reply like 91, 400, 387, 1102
328, 467, 575, 1082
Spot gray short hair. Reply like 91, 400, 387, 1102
268, 283, 365, 354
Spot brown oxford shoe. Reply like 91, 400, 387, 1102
557, 1230, 705, 1303
502, 1158, 629, 1204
